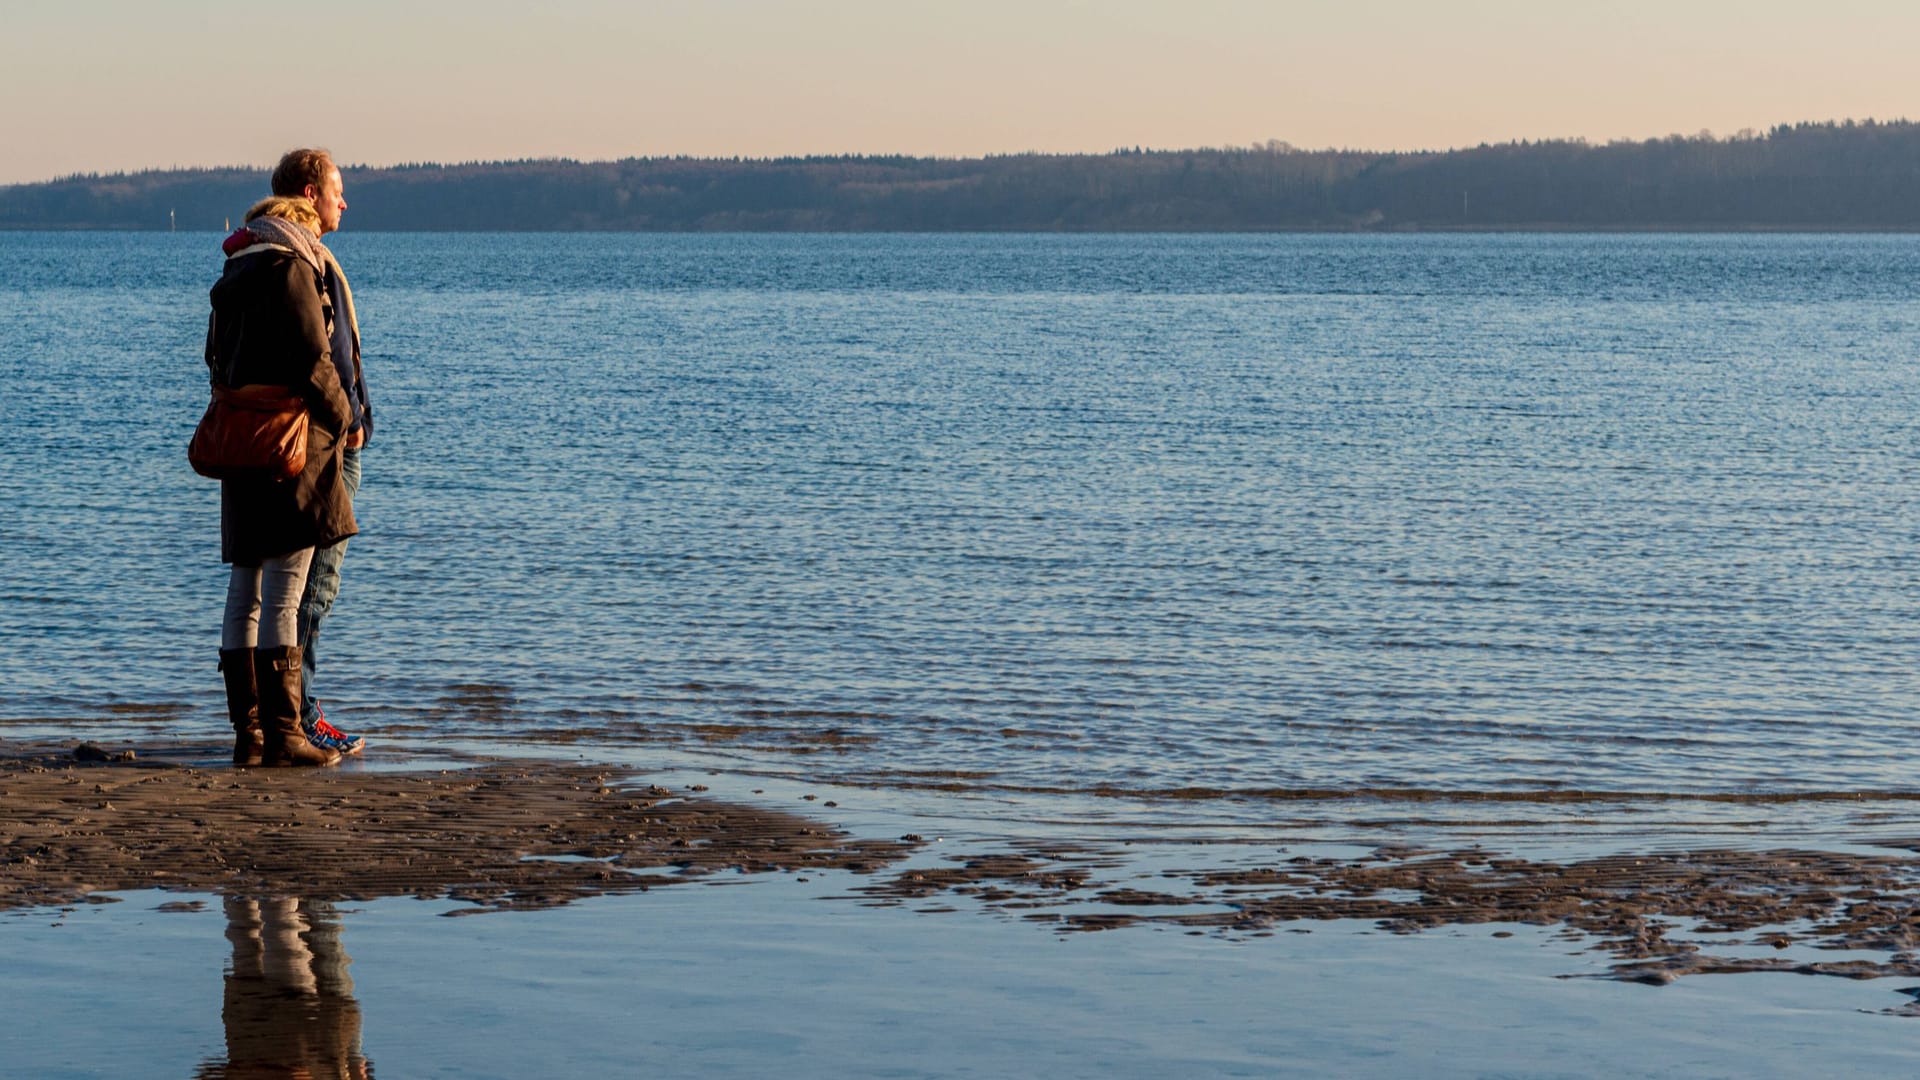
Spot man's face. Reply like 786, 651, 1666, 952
306, 167, 347, 234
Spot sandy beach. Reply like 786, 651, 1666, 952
12, 737, 1920, 986
0, 739, 916, 914
10, 736, 1920, 1075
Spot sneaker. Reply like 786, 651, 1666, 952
303, 708, 366, 755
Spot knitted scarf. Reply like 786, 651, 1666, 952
225, 212, 326, 277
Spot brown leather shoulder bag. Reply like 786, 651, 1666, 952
188, 382, 309, 482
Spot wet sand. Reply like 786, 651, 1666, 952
11, 737, 1920, 996
0, 740, 913, 914
854, 840, 1920, 992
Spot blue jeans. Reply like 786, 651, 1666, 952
297, 446, 360, 722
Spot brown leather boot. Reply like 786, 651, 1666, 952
254, 645, 341, 768
219, 649, 264, 766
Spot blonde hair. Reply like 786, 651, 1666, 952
243, 195, 322, 235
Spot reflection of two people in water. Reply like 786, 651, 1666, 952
194, 897, 372, 1080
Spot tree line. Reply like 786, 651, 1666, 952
5, 120, 1918, 231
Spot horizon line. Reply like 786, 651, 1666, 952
9, 115, 1912, 189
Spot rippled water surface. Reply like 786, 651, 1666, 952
4, 232, 1919, 808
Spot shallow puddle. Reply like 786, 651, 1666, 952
7, 880, 1920, 1078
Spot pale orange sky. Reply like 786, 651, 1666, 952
1, 0, 1913, 185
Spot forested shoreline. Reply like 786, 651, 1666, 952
5, 120, 1918, 231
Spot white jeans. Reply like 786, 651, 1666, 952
222, 550, 315, 650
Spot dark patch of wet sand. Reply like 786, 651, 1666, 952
0, 741, 915, 914
854, 840, 1920, 992
19, 739, 1920, 1001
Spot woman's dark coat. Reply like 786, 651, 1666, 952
206, 245, 358, 564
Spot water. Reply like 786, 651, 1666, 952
13, 887, 1920, 1078
4, 232, 1920, 815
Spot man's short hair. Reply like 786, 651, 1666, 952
271, 148, 336, 197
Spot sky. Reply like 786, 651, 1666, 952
2, 0, 1915, 185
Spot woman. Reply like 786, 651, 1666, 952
208, 196, 357, 767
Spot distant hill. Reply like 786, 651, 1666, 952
5, 120, 1919, 231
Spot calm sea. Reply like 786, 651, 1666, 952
3, 232, 1918, 820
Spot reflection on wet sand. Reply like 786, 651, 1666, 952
194, 897, 371, 1080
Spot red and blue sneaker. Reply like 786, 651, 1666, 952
303, 708, 365, 755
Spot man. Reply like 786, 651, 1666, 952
271, 148, 370, 755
